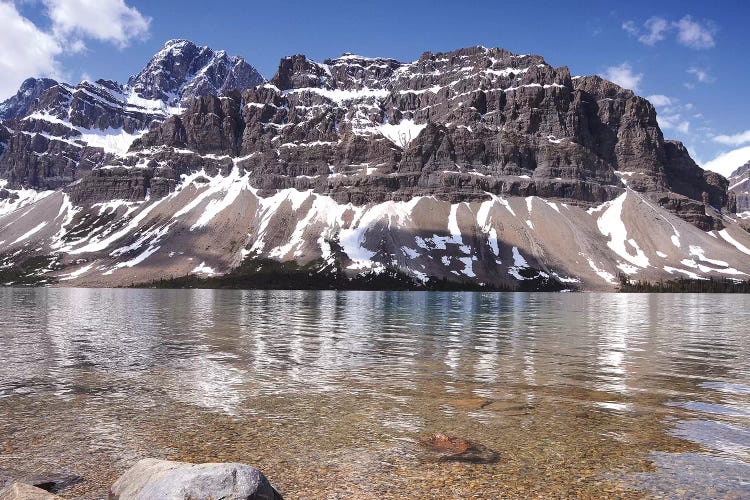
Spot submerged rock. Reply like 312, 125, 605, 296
109, 458, 282, 500
419, 433, 500, 464
0, 482, 61, 500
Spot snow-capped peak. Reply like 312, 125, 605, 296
127, 39, 265, 105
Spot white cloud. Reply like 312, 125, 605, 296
674, 15, 716, 49
44, 0, 151, 50
0, 0, 150, 100
622, 20, 639, 36
651, 96, 700, 140
685, 144, 704, 167
622, 15, 717, 50
658, 113, 690, 134
602, 63, 642, 91
0, 1, 63, 98
647, 94, 672, 107
702, 146, 750, 177
639, 17, 669, 45
713, 130, 750, 146
687, 67, 714, 83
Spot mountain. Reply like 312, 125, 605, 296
0, 39, 264, 191
1, 43, 749, 290
127, 39, 264, 104
0, 77, 58, 121
729, 160, 750, 215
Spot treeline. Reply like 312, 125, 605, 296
0, 255, 60, 286
618, 273, 750, 293
136, 256, 573, 292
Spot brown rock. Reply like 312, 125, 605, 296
419, 433, 500, 464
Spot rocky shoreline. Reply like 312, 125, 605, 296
0, 459, 283, 500
0, 433, 501, 499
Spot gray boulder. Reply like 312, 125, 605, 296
109, 458, 282, 500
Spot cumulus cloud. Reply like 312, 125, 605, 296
44, 0, 151, 50
622, 20, 639, 37
702, 146, 750, 177
0, 1, 63, 98
0, 0, 150, 100
639, 17, 670, 45
602, 63, 642, 92
649, 95, 696, 138
622, 15, 717, 50
713, 130, 750, 147
647, 94, 672, 107
674, 15, 716, 49
658, 113, 690, 134
687, 67, 714, 83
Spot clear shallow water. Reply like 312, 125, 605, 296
0, 289, 749, 498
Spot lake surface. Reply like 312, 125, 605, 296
1, 289, 749, 498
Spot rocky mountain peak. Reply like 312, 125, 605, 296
127, 39, 264, 104
729, 160, 750, 179
271, 54, 334, 91
0, 77, 59, 121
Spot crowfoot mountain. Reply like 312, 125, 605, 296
1, 42, 748, 290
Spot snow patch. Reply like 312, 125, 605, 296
585, 256, 618, 285
508, 247, 531, 280
58, 263, 94, 281
664, 266, 705, 280
596, 193, 650, 269
192, 262, 217, 276
719, 229, 750, 256
11, 222, 47, 244
378, 119, 427, 148
0, 183, 55, 217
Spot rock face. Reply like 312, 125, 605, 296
128, 46, 729, 226
136, 91, 246, 156
0, 78, 58, 121
0, 44, 730, 222
109, 459, 282, 500
729, 160, 750, 213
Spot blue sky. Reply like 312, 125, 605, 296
3, 0, 749, 175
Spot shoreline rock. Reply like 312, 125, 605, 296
109, 458, 282, 500
0, 468, 81, 494
0, 482, 61, 500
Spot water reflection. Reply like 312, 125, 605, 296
0, 289, 749, 497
